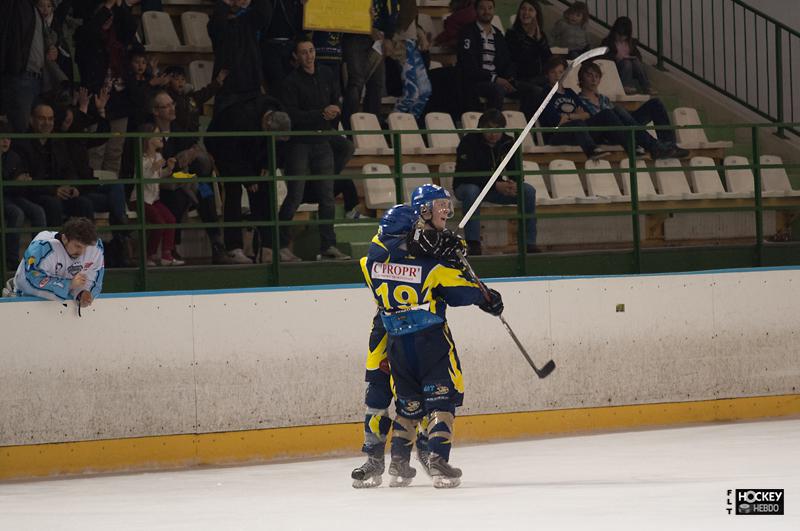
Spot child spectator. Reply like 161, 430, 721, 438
434, 0, 476, 49
602, 16, 655, 95
127, 52, 169, 132
134, 123, 184, 266
505, 0, 551, 119
551, 1, 590, 59
163, 65, 227, 133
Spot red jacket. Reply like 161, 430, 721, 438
434, 6, 476, 48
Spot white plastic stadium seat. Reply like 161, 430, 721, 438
351, 113, 393, 155
619, 159, 669, 200
760, 155, 800, 197
142, 11, 184, 52
585, 159, 628, 202
401, 163, 432, 203
362, 163, 397, 209
387, 112, 452, 155
687, 156, 733, 198
523, 161, 567, 205
188, 60, 213, 91
653, 158, 699, 199
723, 156, 757, 197
180, 11, 212, 51
672, 107, 734, 150
460, 112, 482, 130
502, 110, 535, 153
548, 159, 604, 204
424, 112, 460, 153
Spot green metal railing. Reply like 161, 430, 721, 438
1, 121, 799, 290
556, 0, 800, 137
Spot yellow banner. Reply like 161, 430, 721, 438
303, 0, 372, 35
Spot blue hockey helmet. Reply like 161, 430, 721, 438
410, 184, 453, 219
379, 204, 419, 235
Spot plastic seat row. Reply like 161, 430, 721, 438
359, 155, 798, 210
142, 10, 212, 53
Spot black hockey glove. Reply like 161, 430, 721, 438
407, 227, 466, 263
478, 288, 504, 316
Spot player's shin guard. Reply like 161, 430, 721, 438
352, 407, 391, 488
389, 415, 419, 487
361, 407, 392, 456
427, 411, 462, 488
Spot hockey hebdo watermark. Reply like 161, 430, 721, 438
726, 489, 784, 515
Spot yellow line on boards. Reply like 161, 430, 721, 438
2, 394, 798, 481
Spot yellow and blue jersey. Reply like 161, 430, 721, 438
360, 231, 483, 336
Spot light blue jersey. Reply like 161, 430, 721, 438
14, 231, 105, 302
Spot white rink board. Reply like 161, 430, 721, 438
1, 268, 799, 446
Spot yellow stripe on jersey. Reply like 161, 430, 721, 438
365, 332, 388, 370
444, 324, 465, 393
359, 256, 374, 290
422, 264, 480, 294
371, 233, 388, 252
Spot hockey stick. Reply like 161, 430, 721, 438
456, 251, 556, 379
458, 46, 609, 230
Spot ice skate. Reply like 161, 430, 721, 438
388, 456, 417, 487
351, 455, 385, 488
416, 446, 431, 477
428, 454, 462, 488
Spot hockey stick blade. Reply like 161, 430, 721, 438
458, 46, 609, 230
456, 251, 556, 378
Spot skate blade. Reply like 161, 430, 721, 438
389, 475, 414, 488
352, 476, 383, 489
432, 476, 461, 489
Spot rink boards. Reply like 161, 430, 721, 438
1, 267, 799, 479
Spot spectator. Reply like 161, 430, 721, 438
163, 65, 227, 138
538, 56, 620, 160
149, 90, 224, 263
16, 103, 92, 226
132, 123, 184, 266
456, 0, 515, 112
505, 0, 551, 119
206, 94, 291, 264
1, 121, 46, 271
576, 61, 688, 159
9, 216, 103, 308
279, 37, 350, 261
126, 53, 169, 133
36, 0, 71, 96
341, 1, 395, 128
0, 0, 47, 133
551, 1, 590, 59
602, 16, 655, 95
454, 109, 537, 256
261, 0, 302, 92
74, 0, 139, 178
208, 0, 270, 115
389, 0, 432, 119
434, 0, 476, 50
56, 87, 133, 266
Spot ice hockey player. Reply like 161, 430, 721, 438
352, 203, 465, 488
7, 217, 104, 308
360, 184, 504, 488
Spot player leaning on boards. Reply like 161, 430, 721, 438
3, 217, 104, 310
352, 203, 466, 488
359, 185, 504, 488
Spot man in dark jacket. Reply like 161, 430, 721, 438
453, 109, 537, 256
279, 36, 350, 261
0, 0, 47, 133
456, 0, 515, 112
206, 93, 290, 264
208, 0, 271, 115
15, 103, 94, 227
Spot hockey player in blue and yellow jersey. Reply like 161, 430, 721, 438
360, 184, 504, 488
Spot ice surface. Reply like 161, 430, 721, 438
1, 419, 797, 530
